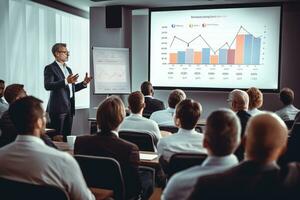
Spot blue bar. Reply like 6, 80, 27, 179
202, 48, 210, 64
185, 49, 194, 64
177, 51, 185, 64
219, 49, 228, 64
244, 34, 253, 64
252, 37, 261, 65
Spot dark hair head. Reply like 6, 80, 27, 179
175, 99, 202, 130
51, 43, 67, 57
0, 80, 4, 84
280, 87, 294, 105
168, 89, 186, 108
128, 91, 144, 114
205, 109, 241, 156
247, 87, 263, 110
97, 96, 125, 132
140, 81, 153, 96
9, 96, 44, 134
4, 84, 26, 104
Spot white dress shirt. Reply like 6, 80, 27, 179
247, 108, 262, 116
119, 113, 161, 142
56, 61, 73, 98
150, 107, 175, 126
162, 154, 239, 200
0, 135, 94, 200
275, 104, 299, 121
157, 128, 207, 162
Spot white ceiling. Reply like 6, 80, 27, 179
55, 0, 294, 12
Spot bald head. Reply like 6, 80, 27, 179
245, 112, 288, 163
228, 89, 249, 112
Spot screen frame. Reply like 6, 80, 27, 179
148, 3, 283, 92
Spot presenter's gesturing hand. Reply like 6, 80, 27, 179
67, 74, 79, 84
83, 72, 93, 85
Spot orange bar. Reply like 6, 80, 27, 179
235, 34, 245, 64
194, 52, 202, 64
169, 53, 177, 64
210, 55, 218, 64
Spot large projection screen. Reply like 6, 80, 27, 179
149, 4, 282, 91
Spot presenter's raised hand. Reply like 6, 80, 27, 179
83, 72, 93, 85
67, 74, 79, 84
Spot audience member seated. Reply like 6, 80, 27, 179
275, 87, 299, 121
150, 89, 186, 126
188, 112, 294, 200
0, 80, 8, 118
74, 96, 153, 200
0, 96, 95, 200
227, 89, 251, 160
157, 99, 206, 164
0, 84, 56, 148
141, 81, 165, 116
162, 108, 240, 200
247, 87, 263, 116
119, 91, 161, 144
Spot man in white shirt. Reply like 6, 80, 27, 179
0, 80, 8, 118
162, 108, 241, 200
0, 96, 95, 200
150, 89, 186, 126
119, 91, 161, 144
275, 87, 299, 121
157, 99, 207, 163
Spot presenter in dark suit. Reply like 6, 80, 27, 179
44, 43, 92, 141
140, 81, 165, 117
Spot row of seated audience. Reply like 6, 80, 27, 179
1, 79, 300, 200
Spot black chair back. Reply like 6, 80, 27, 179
74, 154, 125, 200
159, 126, 178, 133
119, 131, 156, 151
167, 153, 207, 178
0, 177, 69, 200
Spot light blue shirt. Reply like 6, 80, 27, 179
275, 104, 299, 121
162, 154, 239, 200
150, 107, 175, 126
119, 113, 161, 142
157, 128, 206, 162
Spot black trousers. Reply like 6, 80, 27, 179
49, 112, 73, 142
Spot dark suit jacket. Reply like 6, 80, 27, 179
235, 110, 251, 161
44, 61, 85, 115
189, 161, 300, 200
0, 111, 57, 148
143, 96, 165, 116
74, 132, 141, 199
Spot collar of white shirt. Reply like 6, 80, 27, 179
202, 154, 238, 167
15, 135, 45, 145
144, 95, 153, 98
177, 128, 197, 135
111, 130, 119, 137
130, 113, 143, 118
55, 60, 67, 68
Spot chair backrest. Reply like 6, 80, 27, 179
119, 131, 156, 152
167, 153, 207, 178
159, 126, 178, 133
0, 177, 69, 200
74, 155, 125, 200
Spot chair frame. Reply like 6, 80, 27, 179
119, 130, 156, 152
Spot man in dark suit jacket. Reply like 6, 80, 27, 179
44, 43, 92, 141
74, 96, 143, 199
188, 112, 300, 200
227, 89, 251, 160
140, 81, 165, 117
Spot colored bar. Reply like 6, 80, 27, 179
210, 55, 218, 64
185, 49, 194, 64
202, 48, 210, 64
194, 51, 202, 64
177, 51, 185, 64
235, 34, 245, 64
227, 49, 235, 64
244, 34, 253, 64
219, 49, 228, 64
169, 53, 177, 64
252, 37, 261, 65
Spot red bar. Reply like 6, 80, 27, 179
227, 49, 235, 64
